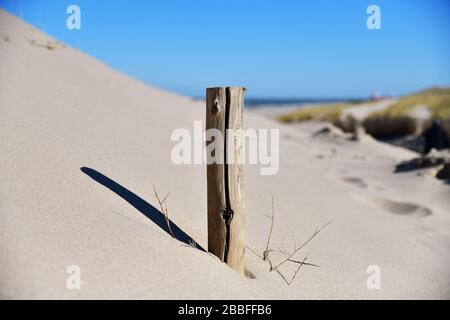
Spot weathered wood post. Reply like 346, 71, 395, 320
206, 87, 245, 275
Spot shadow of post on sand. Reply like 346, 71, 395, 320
80, 167, 205, 251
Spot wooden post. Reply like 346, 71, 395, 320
206, 87, 245, 275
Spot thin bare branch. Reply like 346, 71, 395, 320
246, 245, 264, 260
275, 269, 290, 285
287, 258, 321, 268
161, 191, 170, 204
287, 254, 309, 285
263, 195, 275, 261
270, 221, 331, 271
249, 194, 329, 285
153, 185, 175, 238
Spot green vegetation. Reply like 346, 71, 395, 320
276, 87, 450, 128
276, 102, 360, 123
362, 88, 450, 137
370, 87, 450, 120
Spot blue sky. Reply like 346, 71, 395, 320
1, 0, 449, 98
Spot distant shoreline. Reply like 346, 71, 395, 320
244, 98, 366, 107
193, 97, 367, 108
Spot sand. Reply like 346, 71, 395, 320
1, 9, 449, 299
342, 99, 396, 121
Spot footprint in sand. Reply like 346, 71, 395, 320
371, 198, 432, 217
312, 148, 337, 160
327, 172, 369, 189
352, 194, 432, 217
328, 170, 387, 191
339, 176, 368, 188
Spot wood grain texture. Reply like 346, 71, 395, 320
206, 87, 227, 262
225, 87, 245, 274
206, 87, 245, 275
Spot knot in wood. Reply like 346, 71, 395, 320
222, 208, 233, 222
212, 99, 220, 114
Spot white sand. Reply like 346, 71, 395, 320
1, 10, 449, 299
342, 99, 396, 121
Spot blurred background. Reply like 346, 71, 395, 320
1, 0, 449, 153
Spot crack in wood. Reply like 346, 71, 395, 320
206, 86, 244, 275
222, 87, 234, 263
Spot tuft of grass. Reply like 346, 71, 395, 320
370, 87, 450, 120
276, 103, 359, 124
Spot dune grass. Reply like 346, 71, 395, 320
276, 88, 450, 142
277, 88, 450, 125
369, 87, 450, 120
362, 88, 450, 137
276, 102, 360, 123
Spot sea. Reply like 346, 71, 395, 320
244, 98, 364, 108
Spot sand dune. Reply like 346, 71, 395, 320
1, 9, 449, 299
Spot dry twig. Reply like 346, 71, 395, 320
250, 195, 331, 285
270, 221, 331, 272
153, 185, 175, 238
263, 196, 275, 261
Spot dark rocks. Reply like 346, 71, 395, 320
436, 164, 450, 180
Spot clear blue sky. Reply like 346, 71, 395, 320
1, 0, 449, 98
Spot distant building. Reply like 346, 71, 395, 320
370, 92, 390, 101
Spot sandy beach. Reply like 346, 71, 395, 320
1, 9, 449, 299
